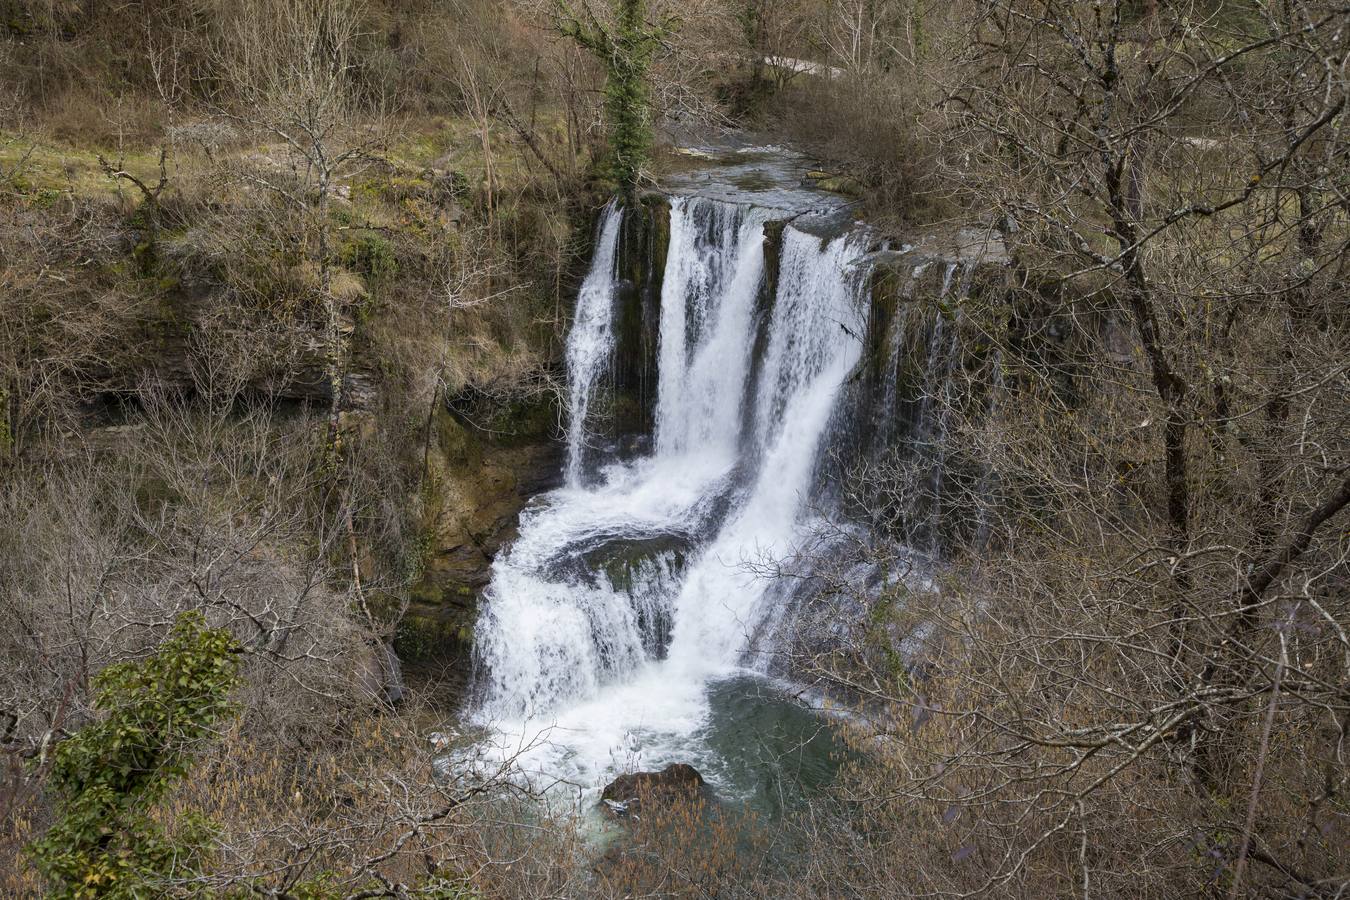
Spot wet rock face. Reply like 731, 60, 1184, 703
600, 763, 707, 817
398, 402, 562, 666
579, 194, 668, 464
576, 533, 691, 587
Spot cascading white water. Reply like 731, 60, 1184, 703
474, 196, 771, 723
563, 202, 623, 487
655, 198, 770, 462
470, 194, 872, 793
665, 226, 867, 670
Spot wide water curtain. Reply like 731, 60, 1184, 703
664, 224, 869, 670
654, 198, 769, 462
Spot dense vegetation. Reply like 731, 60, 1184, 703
2, 0, 1346, 896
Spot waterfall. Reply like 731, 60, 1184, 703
469, 193, 947, 793
655, 198, 770, 462
474, 196, 775, 724
665, 225, 867, 671
564, 201, 623, 487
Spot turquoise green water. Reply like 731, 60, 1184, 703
684, 674, 851, 818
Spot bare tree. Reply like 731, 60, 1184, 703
208, 0, 389, 450
764, 3, 1349, 895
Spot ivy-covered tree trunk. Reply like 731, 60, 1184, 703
605, 0, 653, 194
559, 0, 666, 196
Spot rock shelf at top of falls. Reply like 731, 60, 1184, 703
662, 140, 856, 216
460, 145, 1004, 810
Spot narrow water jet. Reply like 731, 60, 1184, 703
564, 202, 624, 487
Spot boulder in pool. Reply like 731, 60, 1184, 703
600, 763, 707, 817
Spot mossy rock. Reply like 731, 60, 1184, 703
394, 611, 473, 664
804, 171, 865, 198
489, 395, 559, 444
434, 407, 481, 468
761, 217, 789, 300
579, 533, 691, 593
406, 579, 471, 609
444, 388, 558, 448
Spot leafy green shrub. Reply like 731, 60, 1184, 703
30, 612, 240, 898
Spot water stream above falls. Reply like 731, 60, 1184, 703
464, 150, 978, 810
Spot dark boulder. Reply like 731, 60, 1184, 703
599, 763, 707, 818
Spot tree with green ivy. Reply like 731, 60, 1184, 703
30, 612, 240, 899
557, 0, 671, 196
